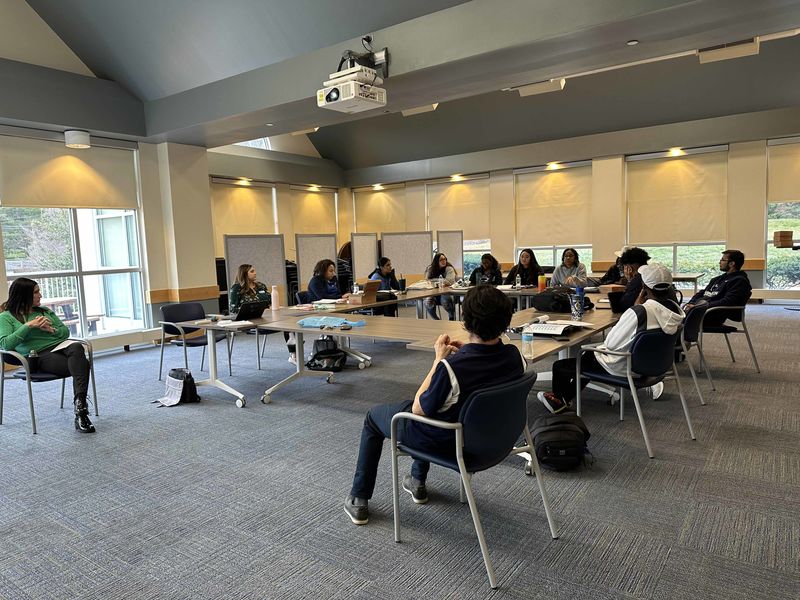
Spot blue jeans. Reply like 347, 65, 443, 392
350, 400, 431, 500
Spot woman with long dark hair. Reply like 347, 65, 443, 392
0, 278, 95, 432
551, 247, 588, 288
308, 259, 351, 301
469, 253, 503, 286
368, 257, 400, 317
504, 248, 543, 285
423, 253, 457, 320
228, 263, 270, 313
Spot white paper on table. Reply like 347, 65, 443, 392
49, 339, 77, 353
548, 319, 595, 328
218, 320, 252, 327
496, 285, 515, 290
313, 299, 341, 304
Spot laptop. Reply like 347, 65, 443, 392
233, 300, 269, 321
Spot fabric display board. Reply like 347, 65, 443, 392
351, 233, 379, 281
296, 234, 337, 290
224, 234, 287, 297
381, 231, 433, 280
436, 230, 464, 276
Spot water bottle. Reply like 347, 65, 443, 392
353, 282, 360, 294
521, 331, 534, 360
437, 275, 444, 291
270, 285, 280, 310
28, 349, 39, 372
515, 274, 522, 288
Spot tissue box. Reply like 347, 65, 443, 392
773, 231, 795, 248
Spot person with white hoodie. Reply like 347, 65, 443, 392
538, 262, 684, 413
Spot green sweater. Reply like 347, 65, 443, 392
0, 308, 70, 356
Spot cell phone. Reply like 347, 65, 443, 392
340, 324, 352, 330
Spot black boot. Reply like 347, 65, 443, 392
74, 397, 96, 433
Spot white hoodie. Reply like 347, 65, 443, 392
595, 299, 684, 376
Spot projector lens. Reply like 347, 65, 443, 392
326, 88, 340, 102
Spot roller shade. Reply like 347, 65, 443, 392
627, 152, 727, 243
0, 135, 138, 209
515, 166, 591, 245
427, 178, 490, 240
768, 142, 800, 202
210, 183, 276, 256
289, 189, 336, 234
354, 188, 406, 233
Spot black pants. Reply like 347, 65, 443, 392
283, 332, 296, 353
37, 343, 89, 402
551, 351, 603, 402
371, 305, 398, 318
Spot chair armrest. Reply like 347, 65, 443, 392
391, 411, 461, 430
159, 320, 187, 336
580, 344, 631, 358
704, 305, 745, 314
0, 348, 29, 372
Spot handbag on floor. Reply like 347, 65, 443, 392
305, 336, 347, 372
155, 368, 201, 406
531, 411, 591, 471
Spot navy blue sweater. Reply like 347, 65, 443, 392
307, 275, 342, 301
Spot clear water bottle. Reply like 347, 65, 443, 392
28, 349, 39, 372
521, 331, 534, 360
353, 282, 360, 294
437, 275, 444, 291
515, 274, 522, 288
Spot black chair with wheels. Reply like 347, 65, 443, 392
698, 305, 760, 390
158, 302, 232, 380
0, 339, 98, 434
390, 371, 558, 589
576, 327, 696, 458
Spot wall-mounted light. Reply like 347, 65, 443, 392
236, 177, 253, 186
546, 162, 562, 170
308, 185, 321, 192
64, 130, 90, 149
668, 147, 686, 157
450, 174, 464, 182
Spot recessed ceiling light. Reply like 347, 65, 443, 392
668, 147, 686, 157
450, 174, 464, 182
372, 184, 384, 191
64, 130, 90, 149
546, 162, 562, 170
626, 39, 639, 46
308, 184, 321, 192
265, 123, 275, 127
236, 177, 252, 186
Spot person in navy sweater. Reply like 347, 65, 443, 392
344, 285, 526, 525
368, 257, 400, 317
685, 249, 752, 327
307, 259, 350, 301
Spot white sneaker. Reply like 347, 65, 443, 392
288, 354, 297, 366
648, 382, 664, 400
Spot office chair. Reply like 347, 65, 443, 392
158, 302, 232, 380
390, 371, 557, 589
698, 305, 760, 390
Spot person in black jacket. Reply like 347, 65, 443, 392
469, 253, 503, 286
618, 247, 650, 312
368, 257, 400, 317
504, 248, 544, 285
598, 254, 628, 286
685, 249, 752, 327
308, 259, 351, 301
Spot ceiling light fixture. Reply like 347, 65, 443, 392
668, 147, 686, 157
290, 127, 320, 136
514, 78, 566, 97
401, 103, 439, 117
697, 38, 760, 63
372, 184, 384, 191
308, 184, 321, 192
450, 174, 464, 182
546, 162, 562, 170
626, 39, 639, 46
236, 177, 253, 186
64, 130, 90, 149
265, 123, 275, 127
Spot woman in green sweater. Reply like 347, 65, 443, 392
0, 278, 95, 432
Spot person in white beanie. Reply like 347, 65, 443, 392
538, 262, 684, 413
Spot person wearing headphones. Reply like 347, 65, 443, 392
368, 257, 400, 317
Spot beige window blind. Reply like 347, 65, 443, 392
515, 166, 592, 245
0, 135, 138, 209
210, 183, 276, 255
427, 178, 490, 240
627, 152, 727, 244
288, 189, 337, 234
354, 189, 406, 233
767, 142, 800, 202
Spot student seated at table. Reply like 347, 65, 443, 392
684, 249, 752, 328
229, 263, 297, 365
469, 253, 503, 286
504, 248, 544, 286
550, 247, 588, 288
344, 285, 525, 525
368, 257, 399, 317
618, 247, 650, 312
537, 262, 680, 414
424, 253, 456, 320
308, 259, 351, 302
0, 278, 95, 432
598, 248, 628, 286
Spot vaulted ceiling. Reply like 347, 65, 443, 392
2, 0, 800, 171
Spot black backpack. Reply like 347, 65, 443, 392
530, 287, 594, 313
305, 336, 348, 372
531, 412, 591, 471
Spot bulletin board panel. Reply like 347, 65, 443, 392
381, 231, 433, 281
436, 230, 464, 277
224, 234, 287, 299
351, 233, 378, 281
296, 234, 337, 290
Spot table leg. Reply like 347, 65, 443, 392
260, 331, 334, 403
416, 299, 424, 319
194, 328, 246, 406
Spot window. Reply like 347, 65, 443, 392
766, 201, 800, 289
639, 243, 725, 289
518, 245, 592, 272
463, 239, 491, 278
1, 207, 146, 336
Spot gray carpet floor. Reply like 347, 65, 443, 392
1, 305, 798, 599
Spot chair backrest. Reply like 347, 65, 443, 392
458, 370, 538, 472
0, 349, 23, 367
296, 290, 312, 304
160, 302, 204, 335
630, 327, 680, 376
682, 305, 706, 343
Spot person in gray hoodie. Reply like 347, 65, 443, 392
538, 262, 683, 413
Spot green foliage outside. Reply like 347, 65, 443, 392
1, 207, 74, 273
767, 202, 800, 289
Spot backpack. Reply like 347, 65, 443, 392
530, 287, 594, 313
531, 412, 591, 471
305, 336, 348, 372
155, 368, 201, 406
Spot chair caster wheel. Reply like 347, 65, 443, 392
365, 360, 372, 368
261, 394, 271, 404
326, 374, 335, 384
236, 397, 246, 408
524, 462, 533, 476
358, 362, 366, 370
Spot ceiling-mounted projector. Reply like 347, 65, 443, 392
318, 36, 388, 113
317, 80, 386, 113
